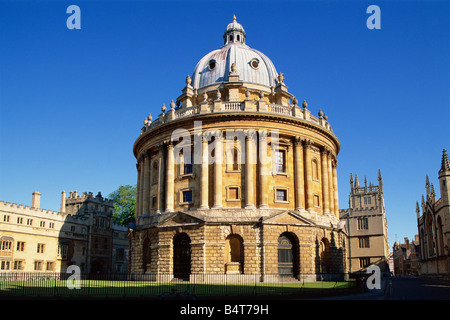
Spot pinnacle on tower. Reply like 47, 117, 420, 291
441, 149, 450, 172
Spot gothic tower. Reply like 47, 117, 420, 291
340, 170, 390, 273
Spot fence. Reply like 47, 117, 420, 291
0, 272, 360, 299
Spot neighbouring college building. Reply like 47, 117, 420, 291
0, 191, 128, 273
128, 17, 348, 282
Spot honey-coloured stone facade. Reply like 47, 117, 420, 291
129, 17, 348, 281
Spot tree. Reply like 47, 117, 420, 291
108, 185, 136, 226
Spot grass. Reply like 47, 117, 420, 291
0, 279, 358, 299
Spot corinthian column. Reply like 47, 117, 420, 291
142, 151, 150, 216
294, 137, 304, 211
259, 131, 269, 209
332, 159, 339, 217
199, 135, 209, 210
213, 133, 223, 209
303, 139, 313, 211
321, 147, 330, 214
245, 130, 256, 209
165, 142, 174, 212
328, 153, 335, 216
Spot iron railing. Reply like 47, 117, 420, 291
0, 272, 360, 299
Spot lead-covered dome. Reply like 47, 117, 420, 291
191, 16, 278, 90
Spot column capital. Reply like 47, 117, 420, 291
245, 129, 257, 141
293, 136, 303, 146
302, 139, 312, 148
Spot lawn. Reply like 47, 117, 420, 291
0, 279, 358, 299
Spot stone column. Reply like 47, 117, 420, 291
213, 133, 223, 209
321, 147, 330, 214
259, 131, 269, 209
294, 137, 304, 211
303, 140, 313, 211
328, 153, 335, 216
156, 145, 164, 214
138, 155, 145, 216
142, 152, 150, 216
245, 130, 256, 209
332, 159, 339, 217
135, 162, 141, 218
199, 135, 209, 210
165, 142, 175, 213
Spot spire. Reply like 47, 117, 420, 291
441, 149, 450, 172
426, 175, 430, 195
350, 173, 354, 192
354, 174, 360, 189
233, 14, 236, 21
378, 169, 383, 192
416, 201, 420, 219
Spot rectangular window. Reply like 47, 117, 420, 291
27, 219, 33, 225
364, 197, 372, 205
46, 261, 54, 271
276, 189, 287, 202
228, 187, 239, 200
359, 237, 370, 248
359, 258, 371, 268
13, 260, 23, 270
313, 195, 320, 207
34, 261, 42, 271
37, 243, 45, 253
1, 240, 12, 252
40, 221, 45, 228
16, 241, 25, 252
182, 190, 193, 203
3, 215, 10, 222
58, 244, 68, 259
1, 260, 10, 270
17, 217, 23, 224
357, 217, 369, 230
275, 150, 286, 173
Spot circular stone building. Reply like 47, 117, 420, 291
129, 17, 347, 282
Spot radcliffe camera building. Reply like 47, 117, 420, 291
129, 17, 347, 281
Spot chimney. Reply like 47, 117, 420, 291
31, 191, 41, 209
60, 190, 66, 213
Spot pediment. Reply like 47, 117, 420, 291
262, 210, 316, 226
157, 211, 205, 227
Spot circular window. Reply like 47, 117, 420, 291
209, 59, 216, 70
250, 58, 259, 69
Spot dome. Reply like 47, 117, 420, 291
191, 16, 278, 90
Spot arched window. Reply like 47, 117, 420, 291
152, 161, 158, 184
312, 159, 319, 180
226, 146, 240, 171
426, 212, 435, 256
437, 216, 444, 256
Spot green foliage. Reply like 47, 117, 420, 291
108, 185, 136, 226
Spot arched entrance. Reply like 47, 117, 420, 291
278, 233, 299, 278
173, 233, 191, 280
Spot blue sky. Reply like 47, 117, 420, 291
0, 0, 449, 248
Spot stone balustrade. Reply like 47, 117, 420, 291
141, 100, 333, 134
